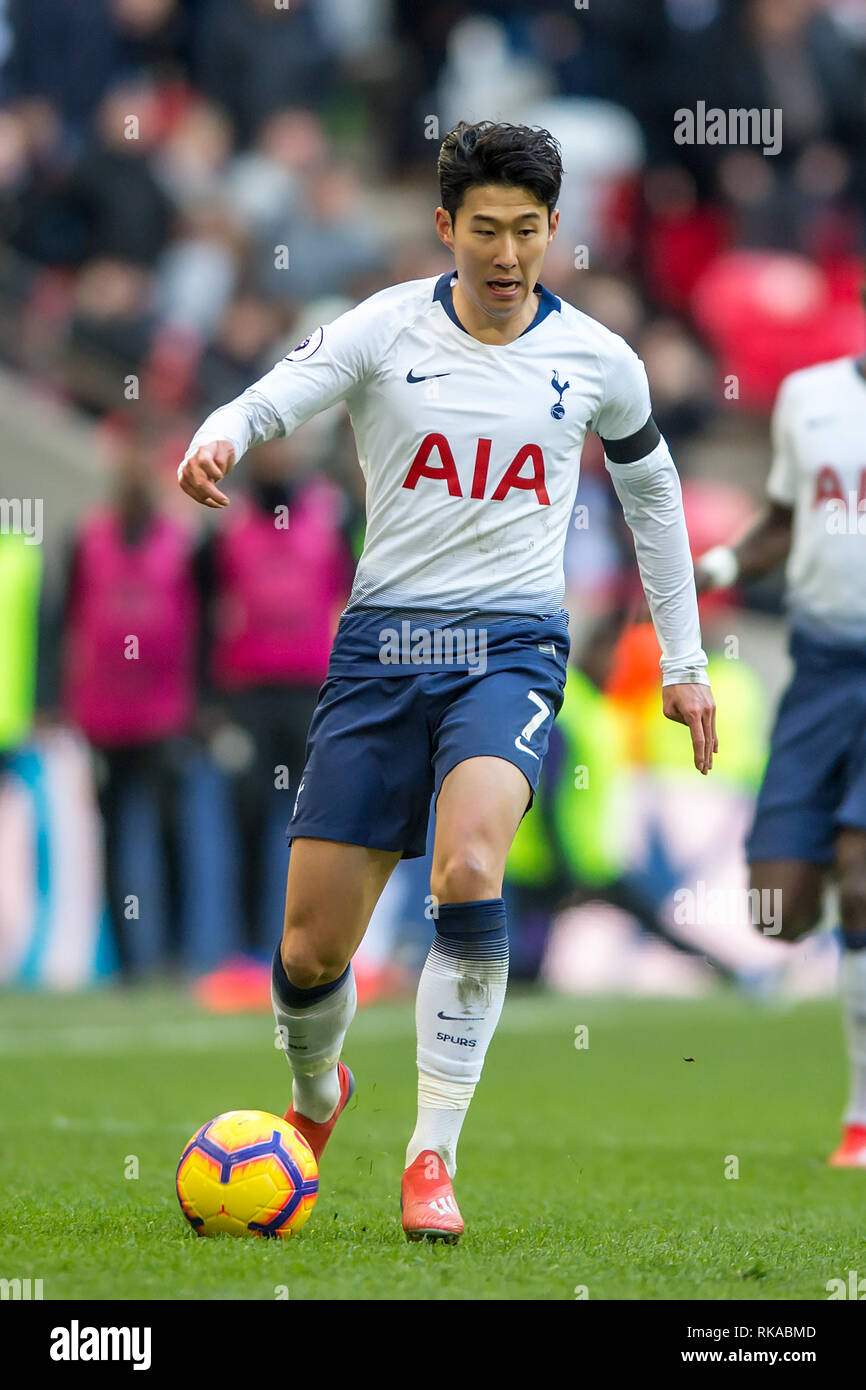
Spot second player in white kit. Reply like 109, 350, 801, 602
698, 349, 866, 1168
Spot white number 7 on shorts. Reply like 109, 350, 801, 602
514, 690, 551, 760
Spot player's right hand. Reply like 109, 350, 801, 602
177, 440, 235, 508
662, 681, 718, 775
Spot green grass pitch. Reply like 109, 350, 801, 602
1, 984, 864, 1300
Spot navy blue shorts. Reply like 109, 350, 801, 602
287, 607, 570, 858
746, 627, 866, 864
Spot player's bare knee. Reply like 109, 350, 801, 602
279, 934, 347, 991
839, 872, 866, 936
431, 850, 498, 905
748, 866, 819, 942
836, 833, 866, 935
753, 896, 816, 943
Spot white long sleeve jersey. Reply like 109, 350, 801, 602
184, 272, 708, 685
766, 356, 866, 643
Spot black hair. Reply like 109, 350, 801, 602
437, 120, 563, 225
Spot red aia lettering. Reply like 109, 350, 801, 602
403, 433, 462, 496
470, 438, 491, 499
403, 435, 549, 505
813, 465, 845, 506
490, 444, 550, 505
812, 466, 866, 506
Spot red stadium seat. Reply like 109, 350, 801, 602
691, 251, 864, 410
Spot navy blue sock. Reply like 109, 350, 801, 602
271, 946, 356, 1122
432, 897, 509, 963
838, 929, 866, 1127
407, 898, 511, 1174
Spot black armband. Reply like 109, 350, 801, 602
600, 414, 661, 464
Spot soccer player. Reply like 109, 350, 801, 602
178, 120, 716, 1241
695, 345, 866, 1167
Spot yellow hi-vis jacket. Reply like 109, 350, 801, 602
505, 665, 630, 889
0, 532, 42, 752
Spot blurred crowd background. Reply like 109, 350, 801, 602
0, 0, 864, 1004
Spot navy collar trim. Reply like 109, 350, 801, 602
433, 271, 560, 338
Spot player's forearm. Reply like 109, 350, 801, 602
182, 386, 286, 468
697, 503, 793, 591
607, 442, 709, 686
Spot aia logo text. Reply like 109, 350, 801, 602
403, 434, 550, 504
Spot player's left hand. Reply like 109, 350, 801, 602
662, 683, 717, 775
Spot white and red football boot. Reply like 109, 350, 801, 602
283, 1062, 354, 1164
401, 1149, 464, 1244
828, 1122, 866, 1168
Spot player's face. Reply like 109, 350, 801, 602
435, 184, 559, 322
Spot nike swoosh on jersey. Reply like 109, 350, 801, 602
406, 368, 451, 383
